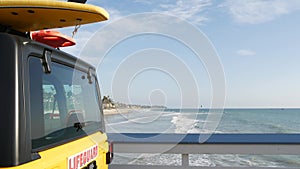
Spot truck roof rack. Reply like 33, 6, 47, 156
0, 24, 28, 37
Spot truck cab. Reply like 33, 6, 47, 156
0, 31, 112, 168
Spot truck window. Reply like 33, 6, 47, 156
29, 57, 104, 150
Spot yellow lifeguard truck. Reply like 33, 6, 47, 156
0, 0, 112, 168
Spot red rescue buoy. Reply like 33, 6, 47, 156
31, 30, 76, 48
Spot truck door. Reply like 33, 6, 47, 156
28, 55, 108, 169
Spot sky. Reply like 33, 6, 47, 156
60, 0, 300, 108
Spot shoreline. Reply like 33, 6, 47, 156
103, 108, 129, 116
103, 108, 149, 116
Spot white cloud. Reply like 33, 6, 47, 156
60, 0, 213, 61
225, 0, 300, 24
158, 0, 212, 25
105, 8, 123, 21
97, 0, 212, 26
236, 49, 256, 56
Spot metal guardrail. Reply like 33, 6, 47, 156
108, 133, 300, 169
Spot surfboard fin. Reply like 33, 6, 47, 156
68, 0, 87, 4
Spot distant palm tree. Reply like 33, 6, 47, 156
102, 95, 114, 109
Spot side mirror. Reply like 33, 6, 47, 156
106, 142, 113, 164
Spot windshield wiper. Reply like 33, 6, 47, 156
73, 121, 99, 132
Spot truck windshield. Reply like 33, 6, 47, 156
29, 57, 104, 150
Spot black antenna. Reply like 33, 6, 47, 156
68, 0, 87, 4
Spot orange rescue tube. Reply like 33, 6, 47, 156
31, 30, 76, 48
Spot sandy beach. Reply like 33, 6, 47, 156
103, 108, 150, 115
103, 109, 126, 115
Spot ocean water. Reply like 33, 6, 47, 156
105, 109, 300, 167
